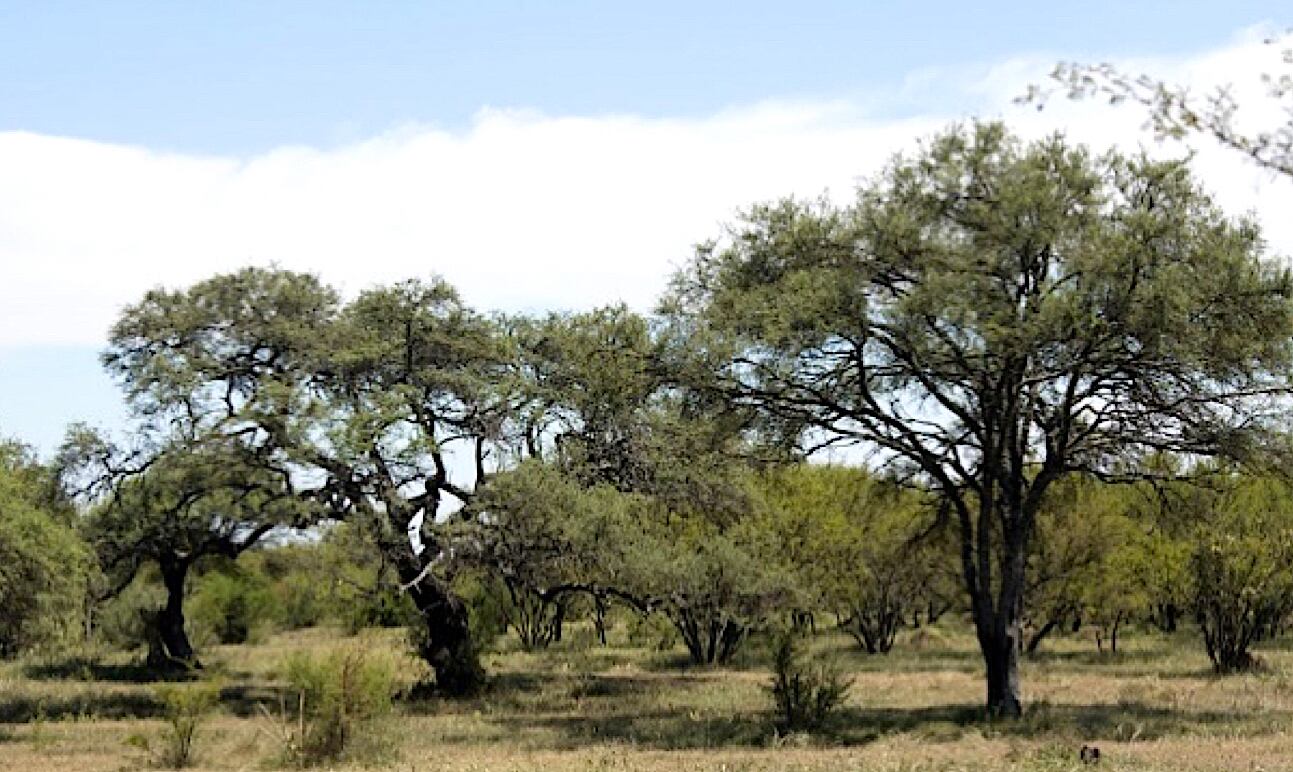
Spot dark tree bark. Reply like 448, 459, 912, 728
400, 557, 483, 696
983, 631, 1023, 718
593, 593, 609, 645
1025, 618, 1060, 655
150, 554, 199, 669
845, 604, 902, 654
1153, 602, 1179, 633
671, 609, 747, 665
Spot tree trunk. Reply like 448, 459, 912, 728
551, 600, 566, 643
593, 594, 608, 645
1154, 603, 1179, 633
980, 625, 1023, 718
399, 559, 483, 696
968, 511, 1027, 719
150, 556, 199, 669
1025, 618, 1058, 655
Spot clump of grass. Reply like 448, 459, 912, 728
263, 641, 398, 766
766, 630, 851, 733
125, 680, 221, 768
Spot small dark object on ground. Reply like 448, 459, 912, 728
1080, 744, 1101, 764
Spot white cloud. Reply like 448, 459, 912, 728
2, 27, 1291, 348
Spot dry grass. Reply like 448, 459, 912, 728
5, 622, 1293, 770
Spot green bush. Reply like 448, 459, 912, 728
767, 630, 851, 732
0, 441, 93, 658
94, 576, 166, 652
626, 612, 679, 652
276, 643, 397, 765
1190, 476, 1293, 673
127, 680, 221, 768
189, 569, 274, 645
272, 571, 328, 630
343, 587, 416, 634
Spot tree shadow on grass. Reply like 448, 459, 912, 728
402, 669, 700, 716
484, 700, 1281, 751
0, 682, 292, 724
0, 691, 163, 723
21, 657, 195, 684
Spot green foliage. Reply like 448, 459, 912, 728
653, 527, 799, 665
151, 680, 222, 768
479, 460, 800, 665
667, 120, 1293, 714
253, 546, 332, 631
277, 643, 398, 765
94, 573, 166, 651
189, 567, 274, 645
754, 465, 947, 654
1191, 475, 1293, 673
1024, 477, 1151, 653
449, 570, 511, 654
767, 629, 851, 732
0, 439, 92, 657
625, 611, 680, 651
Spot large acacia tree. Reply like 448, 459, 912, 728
667, 122, 1293, 716
64, 434, 308, 667
103, 268, 510, 694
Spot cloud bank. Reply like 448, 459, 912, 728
2, 27, 1291, 349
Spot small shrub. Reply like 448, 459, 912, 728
271, 643, 397, 766
129, 680, 221, 768
189, 570, 274, 645
273, 572, 328, 630
767, 630, 851, 732
626, 612, 679, 652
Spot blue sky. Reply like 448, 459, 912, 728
4, 1, 1288, 154
2, 2, 1292, 457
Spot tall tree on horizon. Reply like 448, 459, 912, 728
665, 122, 1293, 716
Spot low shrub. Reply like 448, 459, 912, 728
270, 642, 398, 766
126, 680, 221, 768
767, 630, 851, 732
189, 570, 274, 645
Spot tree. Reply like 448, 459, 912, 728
66, 435, 308, 667
666, 122, 1293, 716
102, 268, 510, 694
486, 305, 793, 665
0, 438, 92, 657
471, 460, 644, 649
1022, 476, 1135, 654
1190, 474, 1293, 673
755, 464, 946, 654
1033, 32, 1293, 178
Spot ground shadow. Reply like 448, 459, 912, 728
0, 691, 163, 723
21, 657, 198, 684
402, 669, 700, 715
484, 699, 1282, 751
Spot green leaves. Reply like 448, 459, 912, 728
0, 438, 92, 657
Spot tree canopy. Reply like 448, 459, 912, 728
666, 121, 1293, 715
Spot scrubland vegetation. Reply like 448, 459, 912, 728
9, 618, 1293, 770
6, 44, 1293, 770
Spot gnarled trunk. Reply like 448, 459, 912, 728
671, 608, 747, 665
398, 557, 483, 696
149, 555, 199, 669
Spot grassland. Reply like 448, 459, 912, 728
4, 621, 1293, 771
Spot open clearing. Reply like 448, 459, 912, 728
4, 624, 1293, 771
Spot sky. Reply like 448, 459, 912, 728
2, 1, 1292, 456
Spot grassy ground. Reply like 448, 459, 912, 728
4, 621, 1293, 771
